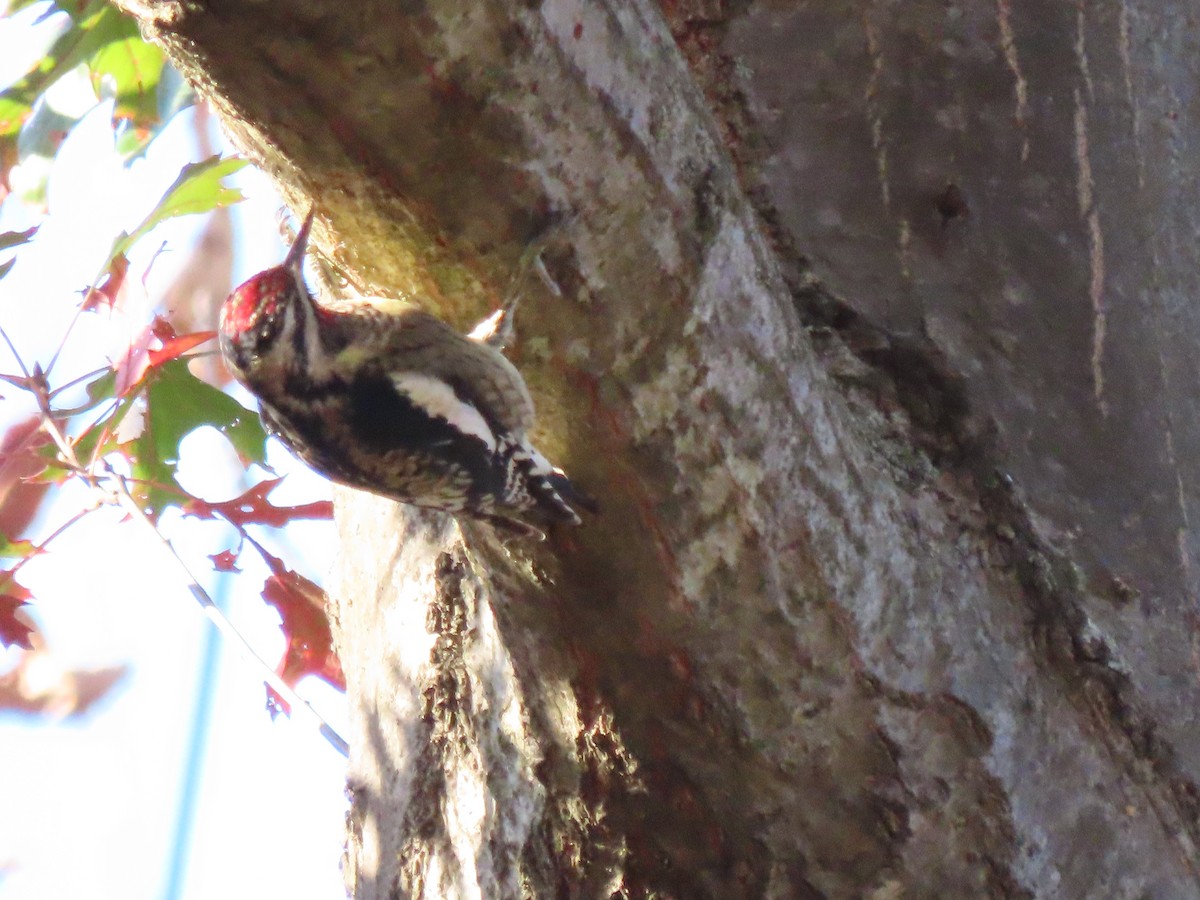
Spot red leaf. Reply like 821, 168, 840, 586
208, 548, 241, 572
184, 478, 333, 528
258, 557, 344, 715
82, 253, 129, 312
0, 581, 35, 650
147, 330, 216, 368
0, 417, 52, 539
0, 652, 128, 718
114, 318, 159, 396
114, 317, 214, 396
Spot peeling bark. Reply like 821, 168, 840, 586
119, 0, 1200, 896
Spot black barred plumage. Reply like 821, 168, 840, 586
218, 208, 589, 538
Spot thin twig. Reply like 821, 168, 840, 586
83, 399, 130, 474
2, 506, 95, 580
8, 334, 349, 758
43, 301, 86, 379
105, 466, 349, 758
0, 324, 32, 380
47, 364, 113, 399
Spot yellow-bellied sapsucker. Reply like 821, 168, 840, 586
218, 209, 588, 538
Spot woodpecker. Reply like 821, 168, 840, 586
218, 208, 588, 538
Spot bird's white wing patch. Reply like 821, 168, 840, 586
524, 445, 560, 477
391, 372, 497, 451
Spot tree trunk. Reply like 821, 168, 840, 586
119, 0, 1200, 896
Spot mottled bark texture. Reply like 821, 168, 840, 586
119, 0, 1200, 896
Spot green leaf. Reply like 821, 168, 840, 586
0, 227, 38, 251
147, 358, 267, 466
97, 155, 248, 281
54, 368, 116, 416
27, 444, 71, 484
142, 155, 249, 229
83, 367, 116, 405
0, 226, 37, 283
0, 95, 32, 143
0, 532, 37, 560
14, 99, 76, 178
0, 2, 144, 189
0, 2, 133, 141
72, 397, 132, 465
68, 367, 144, 468
125, 358, 267, 516
113, 123, 149, 159
0, 2, 186, 189
126, 426, 174, 517
89, 33, 165, 128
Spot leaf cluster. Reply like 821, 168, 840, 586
0, 2, 345, 732
0, 153, 274, 646
1, 0, 185, 203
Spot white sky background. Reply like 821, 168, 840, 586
0, 7, 350, 899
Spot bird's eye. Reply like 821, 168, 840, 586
249, 310, 282, 351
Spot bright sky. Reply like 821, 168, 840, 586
0, 8, 350, 899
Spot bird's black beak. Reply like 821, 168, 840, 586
284, 207, 315, 272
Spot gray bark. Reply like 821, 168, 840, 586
120, 0, 1200, 896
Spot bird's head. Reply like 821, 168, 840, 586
219, 208, 315, 380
